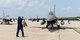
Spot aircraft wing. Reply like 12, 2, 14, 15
28, 16, 80, 25
28, 17, 80, 21
28, 18, 46, 22
57, 17, 80, 21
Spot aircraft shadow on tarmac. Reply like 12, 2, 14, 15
0, 23, 17, 25
31, 26, 80, 32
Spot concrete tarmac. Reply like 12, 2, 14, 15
0, 20, 80, 40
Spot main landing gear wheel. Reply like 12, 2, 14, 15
61, 20, 64, 25
1, 22, 3, 24
57, 25, 60, 29
8, 22, 9, 24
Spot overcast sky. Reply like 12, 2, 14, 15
0, 0, 80, 18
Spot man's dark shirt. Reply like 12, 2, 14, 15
18, 17, 23, 28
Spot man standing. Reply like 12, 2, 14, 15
16, 16, 24, 37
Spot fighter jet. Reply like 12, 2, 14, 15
28, 5, 80, 29
0, 10, 14, 24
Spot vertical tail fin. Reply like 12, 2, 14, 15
3, 10, 5, 19
54, 5, 55, 16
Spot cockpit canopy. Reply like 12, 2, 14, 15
49, 11, 53, 15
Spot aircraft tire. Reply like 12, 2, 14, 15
61, 20, 64, 25
57, 25, 60, 29
1, 22, 3, 24
8, 22, 9, 24
68, 20, 70, 24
